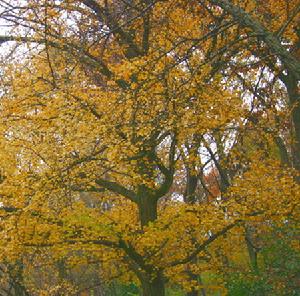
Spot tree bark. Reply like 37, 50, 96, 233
136, 185, 166, 296
245, 226, 259, 273
185, 274, 207, 296
285, 73, 300, 173
141, 273, 165, 296
187, 291, 198, 296
184, 168, 205, 296
137, 185, 158, 227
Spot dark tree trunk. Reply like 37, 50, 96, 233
185, 274, 206, 296
137, 185, 166, 296
137, 185, 158, 227
245, 226, 259, 273
286, 73, 300, 174
186, 285, 206, 296
184, 171, 207, 296
187, 291, 198, 296
141, 273, 165, 296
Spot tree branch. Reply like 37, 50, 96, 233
95, 178, 138, 203
168, 220, 240, 266
210, 0, 300, 80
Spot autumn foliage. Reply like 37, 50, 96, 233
0, 0, 299, 295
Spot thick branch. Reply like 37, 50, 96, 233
81, 0, 142, 58
95, 178, 138, 203
0, 206, 18, 213
169, 221, 240, 266
151, 135, 176, 200
210, 0, 300, 80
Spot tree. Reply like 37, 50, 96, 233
0, 1, 299, 295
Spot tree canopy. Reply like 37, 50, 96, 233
0, 0, 299, 295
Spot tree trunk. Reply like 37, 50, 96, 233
137, 185, 158, 227
185, 266, 199, 296
198, 275, 207, 296
186, 286, 206, 296
286, 73, 300, 174
137, 185, 166, 296
141, 273, 165, 296
184, 171, 204, 296
187, 289, 198, 296
245, 226, 259, 273
185, 268, 207, 296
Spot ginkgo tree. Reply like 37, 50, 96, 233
0, 0, 299, 295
